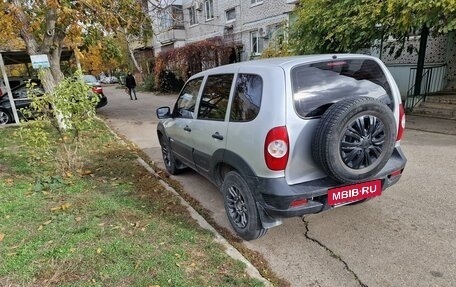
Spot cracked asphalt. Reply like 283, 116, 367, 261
99, 85, 456, 287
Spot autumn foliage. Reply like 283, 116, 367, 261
154, 37, 237, 92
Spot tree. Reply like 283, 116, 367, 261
290, 0, 456, 55
80, 37, 124, 76
0, 0, 151, 93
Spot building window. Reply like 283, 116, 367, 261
226, 8, 236, 22
250, 30, 264, 55
205, 0, 214, 21
250, 0, 263, 6
189, 6, 197, 25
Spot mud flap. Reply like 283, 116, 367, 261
256, 202, 282, 229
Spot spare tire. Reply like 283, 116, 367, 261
312, 96, 396, 183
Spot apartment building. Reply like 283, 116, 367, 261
150, 0, 298, 61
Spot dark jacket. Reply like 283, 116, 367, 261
125, 74, 136, 88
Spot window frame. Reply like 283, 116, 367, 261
250, 30, 263, 55
204, 0, 214, 21
250, 0, 263, 7
197, 74, 235, 122
173, 77, 203, 119
188, 6, 197, 26
225, 8, 236, 23
230, 73, 263, 122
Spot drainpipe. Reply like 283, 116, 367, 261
413, 24, 429, 97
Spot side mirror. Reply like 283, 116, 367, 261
156, 106, 171, 119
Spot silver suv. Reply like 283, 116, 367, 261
156, 54, 407, 240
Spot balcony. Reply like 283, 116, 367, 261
155, 5, 185, 45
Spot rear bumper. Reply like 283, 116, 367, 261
250, 147, 407, 218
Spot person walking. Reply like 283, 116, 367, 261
125, 72, 138, 100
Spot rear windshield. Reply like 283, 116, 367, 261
291, 59, 393, 118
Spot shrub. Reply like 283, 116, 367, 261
140, 73, 156, 92
154, 37, 237, 92
19, 70, 100, 174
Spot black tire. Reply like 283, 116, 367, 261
0, 109, 11, 125
312, 97, 396, 183
221, 171, 267, 241
161, 139, 184, 175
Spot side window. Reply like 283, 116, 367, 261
230, 74, 262, 122
197, 74, 234, 121
174, 77, 203, 119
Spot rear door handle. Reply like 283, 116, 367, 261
184, 125, 191, 132
212, 132, 224, 140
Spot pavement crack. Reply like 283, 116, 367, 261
302, 217, 368, 287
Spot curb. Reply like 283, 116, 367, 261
136, 158, 273, 287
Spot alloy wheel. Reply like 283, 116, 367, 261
0, 111, 9, 125
340, 115, 385, 169
226, 186, 248, 229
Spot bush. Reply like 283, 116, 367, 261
156, 70, 184, 93
140, 73, 156, 92
19, 70, 100, 174
154, 37, 237, 92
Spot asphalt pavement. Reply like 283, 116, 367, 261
98, 85, 456, 287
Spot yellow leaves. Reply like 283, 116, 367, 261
38, 219, 52, 231
0, 233, 5, 242
43, 220, 53, 225
80, 44, 105, 75
50, 202, 71, 212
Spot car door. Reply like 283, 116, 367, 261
165, 77, 203, 169
191, 74, 235, 179
12, 85, 33, 111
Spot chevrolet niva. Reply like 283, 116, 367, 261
156, 54, 407, 240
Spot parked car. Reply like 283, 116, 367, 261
156, 54, 407, 240
0, 78, 107, 124
83, 75, 107, 108
0, 81, 42, 124
100, 76, 119, 84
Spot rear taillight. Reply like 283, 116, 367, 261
92, 87, 103, 94
264, 126, 289, 171
397, 104, 405, 141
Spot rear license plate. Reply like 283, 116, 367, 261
328, 179, 382, 206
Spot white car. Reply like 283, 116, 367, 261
100, 76, 119, 84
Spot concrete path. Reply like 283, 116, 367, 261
99, 85, 456, 287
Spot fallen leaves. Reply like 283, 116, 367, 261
50, 202, 71, 212
38, 219, 53, 230
0, 233, 5, 242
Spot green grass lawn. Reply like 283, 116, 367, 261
0, 122, 263, 287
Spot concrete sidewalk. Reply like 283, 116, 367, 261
406, 114, 456, 135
